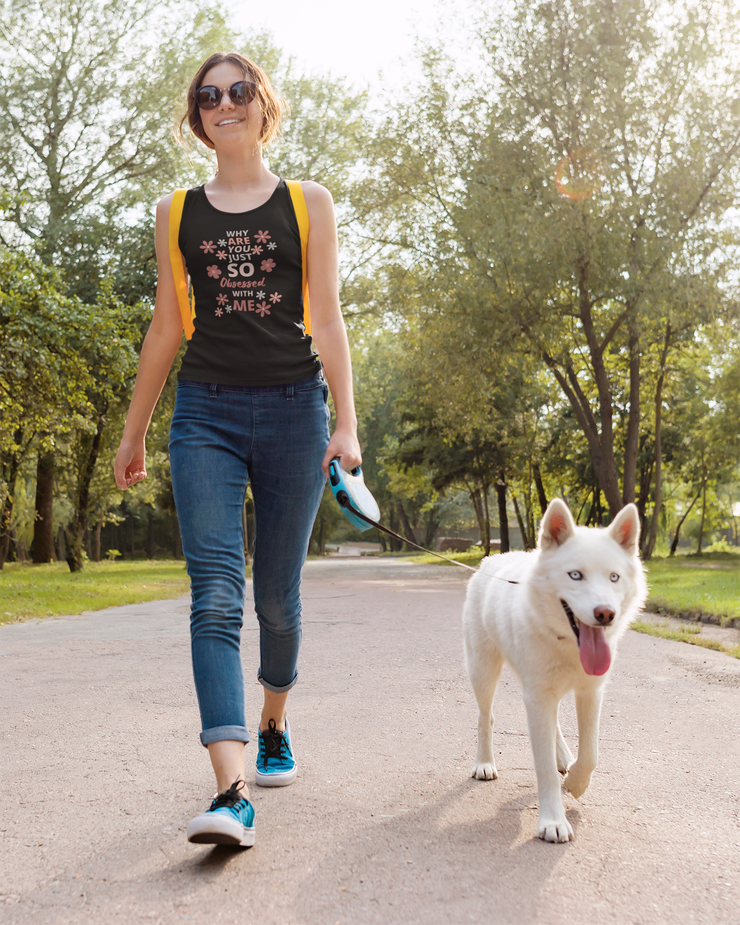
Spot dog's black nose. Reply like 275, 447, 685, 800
593, 606, 615, 625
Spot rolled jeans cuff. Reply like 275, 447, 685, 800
257, 667, 298, 694
199, 724, 251, 748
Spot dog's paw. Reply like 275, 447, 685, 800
556, 743, 575, 775
563, 761, 593, 800
472, 762, 498, 780
537, 814, 574, 843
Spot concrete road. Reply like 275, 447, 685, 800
1, 558, 739, 925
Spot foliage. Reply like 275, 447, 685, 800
0, 248, 92, 454
366, 0, 740, 525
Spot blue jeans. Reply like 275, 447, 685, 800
169, 373, 330, 747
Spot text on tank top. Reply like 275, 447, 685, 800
176, 179, 321, 386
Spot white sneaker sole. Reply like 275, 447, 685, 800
254, 765, 297, 787
187, 813, 255, 847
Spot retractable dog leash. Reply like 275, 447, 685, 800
328, 458, 519, 582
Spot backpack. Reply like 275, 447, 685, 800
167, 180, 311, 340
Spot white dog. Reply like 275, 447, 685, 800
462, 498, 647, 843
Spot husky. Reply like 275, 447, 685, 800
462, 498, 647, 843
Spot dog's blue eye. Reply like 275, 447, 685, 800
568, 570, 583, 580
610, 572, 619, 582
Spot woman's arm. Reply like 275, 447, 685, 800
113, 194, 185, 490
302, 182, 362, 477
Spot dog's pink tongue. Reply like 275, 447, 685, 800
578, 624, 611, 675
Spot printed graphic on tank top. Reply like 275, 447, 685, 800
177, 179, 322, 386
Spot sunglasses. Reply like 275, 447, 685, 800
196, 80, 257, 110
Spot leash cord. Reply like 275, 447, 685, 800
337, 494, 519, 582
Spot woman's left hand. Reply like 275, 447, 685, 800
322, 425, 362, 477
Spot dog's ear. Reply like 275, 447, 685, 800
538, 498, 576, 550
607, 503, 641, 555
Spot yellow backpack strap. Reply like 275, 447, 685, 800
168, 189, 196, 340
286, 179, 311, 335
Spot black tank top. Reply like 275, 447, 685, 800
176, 179, 321, 386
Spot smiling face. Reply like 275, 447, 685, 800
531, 499, 648, 677
197, 61, 264, 151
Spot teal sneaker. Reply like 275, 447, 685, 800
255, 718, 297, 787
186, 779, 255, 847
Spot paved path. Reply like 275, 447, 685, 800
2, 559, 740, 925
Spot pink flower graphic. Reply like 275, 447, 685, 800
215, 307, 223, 317
216, 293, 228, 305
251, 245, 263, 256
269, 292, 282, 304
254, 230, 271, 244
260, 258, 276, 273
207, 265, 222, 279
216, 249, 228, 260
200, 240, 215, 253
256, 302, 271, 317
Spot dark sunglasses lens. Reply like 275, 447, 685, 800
196, 86, 220, 109
230, 81, 255, 105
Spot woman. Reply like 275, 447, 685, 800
114, 52, 361, 848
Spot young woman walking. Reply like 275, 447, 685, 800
114, 52, 361, 848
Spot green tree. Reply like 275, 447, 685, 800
0, 248, 97, 566
367, 0, 740, 519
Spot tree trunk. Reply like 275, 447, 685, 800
622, 317, 641, 505
32, 450, 56, 563
511, 492, 532, 550
669, 487, 701, 556
482, 484, 491, 556
423, 505, 440, 549
146, 510, 154, 559
396, 500, 418, 547
465, 485, 488, 554
94, 520, 102, 562
56, 524, 67, 562
533, 463, 548, 517
66, 406, 107, 572
388, 504, 401, 552
696, 472, 708, 556
636, 456, 654, 536
0, 444, 21, 570
496, 470, 509, 554
545, 354, 623, 516
525, 489, 536, 547
643, 323, 671, 561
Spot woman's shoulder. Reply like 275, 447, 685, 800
295, 181, 334, 229
298, 180, 333, 208
155, 187, 202, 223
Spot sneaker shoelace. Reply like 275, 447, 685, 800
210, 778, 247, 811
261, 718, 289, 766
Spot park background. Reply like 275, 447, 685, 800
2, 0, 740, 628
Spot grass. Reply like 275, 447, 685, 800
631, 619, 740, 660
643, 552, 740, 624
0, 559, 192, 626
3, 545, 740, 651
403, 548, 486, 568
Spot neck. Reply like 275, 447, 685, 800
211, 142, 273, 190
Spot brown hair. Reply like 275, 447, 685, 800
181, 52, 284, 149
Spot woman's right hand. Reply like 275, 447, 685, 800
114, 439, 147, 491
